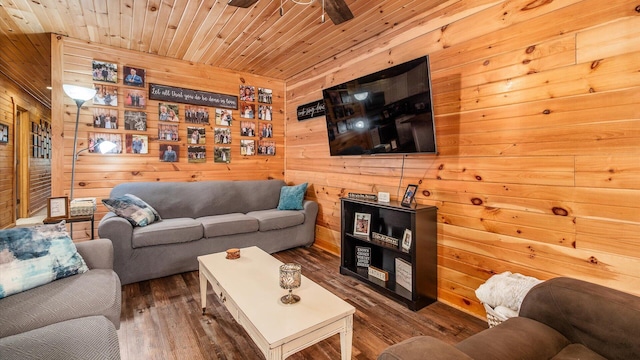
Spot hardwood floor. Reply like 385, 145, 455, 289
117, 246, 487, 359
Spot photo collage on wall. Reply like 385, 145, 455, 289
90, 60, 148, 155
89, 60, 277, 163
239, 84, 275, 156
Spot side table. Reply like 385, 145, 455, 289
43, 214, 95, 239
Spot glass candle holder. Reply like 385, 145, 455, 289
279, 263, 301, 304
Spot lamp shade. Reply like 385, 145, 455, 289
95, 139, 117, 154
63, 84, 97, 102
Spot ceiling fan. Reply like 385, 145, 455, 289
228, 0, 354, 25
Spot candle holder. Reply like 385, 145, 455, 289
279, 263, 301, 304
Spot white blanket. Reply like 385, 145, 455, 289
475, 272, 542, 314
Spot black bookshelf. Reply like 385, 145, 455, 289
340, 197, 437, 310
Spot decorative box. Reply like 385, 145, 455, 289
70, 198, 97, 216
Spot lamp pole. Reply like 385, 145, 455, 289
69, 98, 85, 201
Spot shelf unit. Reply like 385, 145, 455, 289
340, 197, 437, 310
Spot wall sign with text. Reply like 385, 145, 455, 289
149, 83, 238, 109
296, 99, 325, 121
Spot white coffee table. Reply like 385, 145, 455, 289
198, 246, 356, 360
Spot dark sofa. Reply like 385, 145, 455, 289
378, 277, 640, 360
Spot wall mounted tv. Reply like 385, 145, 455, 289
322, 56, 436, 156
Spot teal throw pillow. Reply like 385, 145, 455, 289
0, 221, 89, 299
277, 183, 308, 210
102, 193, 161, 227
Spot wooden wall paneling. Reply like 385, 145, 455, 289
285, 0, 640, 317
0, 72, 51, 227
53, 36, 286, 240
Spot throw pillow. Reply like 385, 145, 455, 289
277, 183, 308, 210
0, 221, 89, 299
102, 193, 161, 227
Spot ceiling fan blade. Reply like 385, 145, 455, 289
227, 0, 258, 8
325, 0, 354, 25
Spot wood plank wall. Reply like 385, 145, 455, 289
285, 0, 640, 318
0, 73, 52, 228
51, 36, 286, 240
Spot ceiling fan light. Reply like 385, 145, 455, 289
291, 0, 314, 4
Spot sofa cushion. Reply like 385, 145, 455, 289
277, 183, 308, 210
247, 209, 305, 231
456, 317, 570, 360
0, 316, 120, 360
378, 336, 473, 360
102, 193, 161, 227
0, 269, 121, 338
0, 222, 88, 299
552, 344, 607, 360
131, 218, 203, 248
199, 213, 259, 238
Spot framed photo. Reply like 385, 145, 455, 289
48, 196, 69, 219
401, 229, 412, 252
93, 84, 118, 106
214, 146, 231, 163
92, 108, 118, 129
240, 121, 256, 137
92, 60, 118, 83
257, 140, 276, 156
124, 88, 146, 108
258, 87, 272, 104
124, 111, 147, 131
214, 128, 231, 144
258, 105, 273, 120
401, 184, 418, 207
353, 212, 371, 237
240, 102, 255, 119
240, 85, 255, 102
215, 108, 233, 126
159, 144, 179, 162
187, 145, 206, 163
240, 139, 255, 156
185, 105, 210, 124
158, 123, 179, 141
187, 127, 206, 145
123, 66, 145, 87
125, 134, 148, 154
159, 103, 179, 122
0, 123, 8, 143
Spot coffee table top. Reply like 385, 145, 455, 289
198, 246, 355, 346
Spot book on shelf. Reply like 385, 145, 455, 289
395, 257, 412, 292
355, 246, 371, 267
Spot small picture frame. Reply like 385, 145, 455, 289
123, 66, 146, 87
0, 123, 8, 143
401, 184, 418, 207
353, 212, 371, 237
401, 229, 412, 252
48, 196, 69, 219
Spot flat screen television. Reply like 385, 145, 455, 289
322, 56, 436, 156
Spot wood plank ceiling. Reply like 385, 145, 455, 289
0, 0, 448, 108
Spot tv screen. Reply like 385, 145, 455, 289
322, 56, 436, 156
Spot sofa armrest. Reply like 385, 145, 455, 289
75, 238, 114, 270
378, 336, 473, 360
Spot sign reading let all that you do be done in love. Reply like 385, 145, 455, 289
149, 83, 238, 109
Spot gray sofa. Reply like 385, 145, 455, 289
0, 239, 122, 360
98, 179, 318, 285
378, 277, 640, 360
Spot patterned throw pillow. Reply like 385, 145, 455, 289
0, 221, 89, 299
277, 183, 308, 210
102, 193, 161, 227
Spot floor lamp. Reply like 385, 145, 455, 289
63, 84, 97, 201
